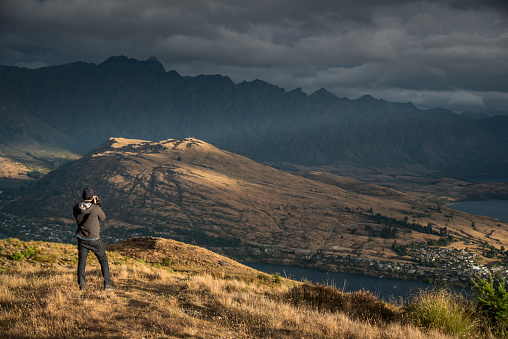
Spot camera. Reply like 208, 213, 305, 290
92, 196, 101, 206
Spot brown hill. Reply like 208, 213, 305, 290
2, 137, 507, 265
1, 237, 464, 338
107, 236, 254, 275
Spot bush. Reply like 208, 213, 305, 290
403, 288, 477, 338
26, 171, 44, 179
286, 283, 399, 323
11, 251, 24, 261
162, 257, 174, 266
471, 273, 508, 335
32, 253, 60, 263
22, 246, 38, 258
272, 272, 281, 284
257, 273, 271, 284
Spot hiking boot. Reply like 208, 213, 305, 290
79, 284, 86, 291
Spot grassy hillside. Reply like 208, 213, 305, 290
0, 237, 501, 338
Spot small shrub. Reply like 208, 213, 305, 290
11, 251, 24, 261
162, 257, 175, 266
471, 273, 508, 335
286, 283, 399, 323
403, 288, 477, 338
257, 273, 271, 284
32, 253, 59, 263
22, 246, 38, 258
256, 273, 283, 285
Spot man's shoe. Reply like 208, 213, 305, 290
104, 284, 115, 291
79, 284, 86, 291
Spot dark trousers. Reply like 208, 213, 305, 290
77, 238, 111, 287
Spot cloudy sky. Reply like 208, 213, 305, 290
1, 0, 507, 115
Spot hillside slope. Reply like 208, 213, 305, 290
0, 237, 456, 338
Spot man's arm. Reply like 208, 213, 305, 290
72, 204, 79, 219
96, 206, 106, 221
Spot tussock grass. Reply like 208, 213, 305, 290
402, 288, 483, 338
0, 238, 493, 338
285, 282, 399, 324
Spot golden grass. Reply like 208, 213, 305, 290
402, 288, 493, 339
0, 238, 488, 338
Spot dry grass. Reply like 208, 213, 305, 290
402, 288, 493, 339
285, 282, 400, 324
0, 238, 482, 338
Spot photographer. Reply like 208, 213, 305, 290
73, 187, 113, 291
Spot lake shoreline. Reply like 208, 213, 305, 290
447, 199, 508, 223
243, 199, 508, 293
238, 197, 508, 292
241, 260, 470, 301
238, 250, 475, 292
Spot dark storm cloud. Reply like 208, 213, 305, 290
1, 0, 507, 114
446, 0, 508, 13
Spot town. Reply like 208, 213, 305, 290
2, 211, 507, 289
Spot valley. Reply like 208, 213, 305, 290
1, 56, 508, 291
1, 137, 507, 289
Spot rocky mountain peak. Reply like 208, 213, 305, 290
99, 55, 165, 72
310, 88, 337, 98
145, 56, 166, 72
355, 95, 386, 103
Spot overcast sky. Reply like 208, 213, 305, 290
1, 0, 507, 115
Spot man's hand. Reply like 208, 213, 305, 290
92, 196, 101, 206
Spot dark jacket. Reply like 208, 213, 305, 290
73, 201, 106, 240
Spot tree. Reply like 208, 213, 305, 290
471, 273, 508, 335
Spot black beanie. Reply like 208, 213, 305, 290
82, 188, 94, 200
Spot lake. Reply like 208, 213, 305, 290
448, 199, 508, 223
243, 261, 434, 302
243, 198, 508, 301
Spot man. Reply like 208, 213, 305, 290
73, 187, 113, 291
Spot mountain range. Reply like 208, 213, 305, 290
1, 55, 507, 179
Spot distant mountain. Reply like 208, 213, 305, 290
460, 111, 491, 121
1, 56, 507, 178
